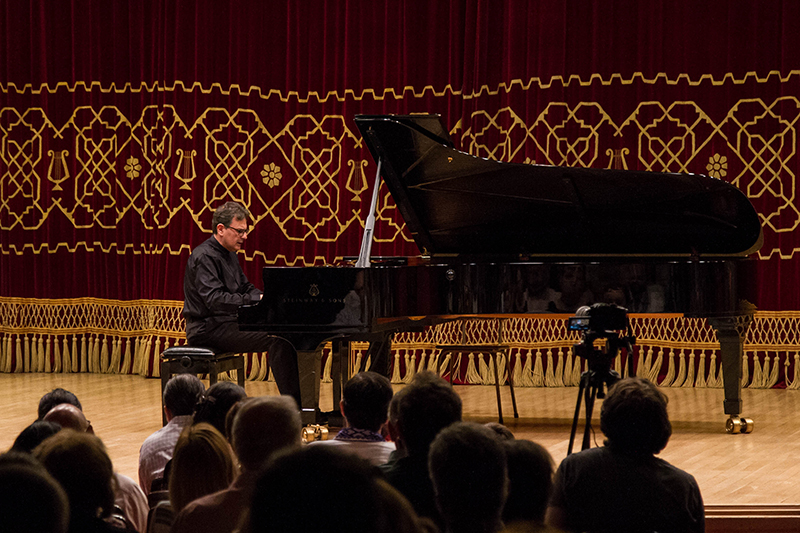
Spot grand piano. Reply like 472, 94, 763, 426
239, 114, 763, 429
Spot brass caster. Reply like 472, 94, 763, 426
725, 416, 754, 434
301, 424, 329, 443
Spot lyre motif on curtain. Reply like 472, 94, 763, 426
606, 148, 630, 170
47, 149, 70, 191
175, 149, 197, 190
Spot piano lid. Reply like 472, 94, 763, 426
354, 114, 763, 258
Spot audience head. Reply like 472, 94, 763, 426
502, 439, 554, 525
0, 452, 69, 533
42, 403, 92, 433
169, 422, 238, 512
428, 422, 508, 533
34, 430, 117, 523
37, 388, 81, 420
11, 420, 62, 454
163, 374, 205, 418
600, 377, 672, 456
341, 371, 393, 432
394, 371, 462, 456
231, 395, 301, 471
193, 381, 247, 435
484, 422, 515, 441
386, 385, 408, 453
225, 396, 253, 442
250, 446, 433, 533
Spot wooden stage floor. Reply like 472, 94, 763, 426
0, 373, 798, 506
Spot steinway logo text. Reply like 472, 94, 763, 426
283, 298, 345, 303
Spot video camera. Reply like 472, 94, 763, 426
568, 303, 630, 333
568, 303, 636, 374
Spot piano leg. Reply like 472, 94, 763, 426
297, 344, 349, 426
297, 349, 322, 425
364, 333, 392, 378
329, 341, 348, 426
709, 315, 755, 433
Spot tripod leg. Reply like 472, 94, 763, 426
568, 373, 588, 455
626, 350, 634, 378
582, 382, 598, 451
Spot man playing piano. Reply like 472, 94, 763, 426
182, 201, 302, 407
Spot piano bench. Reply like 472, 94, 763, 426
160, 346, 245, 426
437, 344, 519, 425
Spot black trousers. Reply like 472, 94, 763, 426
364, 332, 392, 378
187, 320, 301, 408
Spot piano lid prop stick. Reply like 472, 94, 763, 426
355, 158, 383, 268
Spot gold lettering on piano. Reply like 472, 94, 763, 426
282, 298, 345, 303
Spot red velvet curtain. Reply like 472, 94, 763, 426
2, 0, 800, 310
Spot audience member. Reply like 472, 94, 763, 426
37, 387, 82, 420
0, 451, 70, 533
146, 423, 238, 533
308, 371, 395, 465
171, 395, 301, 533
43, 403, 93, 433
484, 421, 515, 440
11, 420, 62, 453
383, 384, 409, 463
249, 445, 436, 533
224, 396, 252, 442
40, 401, 148, 533
170, 422, 239, 513
502, 440, 556, 532
34, 430, 128, 533
545, 377, 704, 533
429, 422, 508, 533
138, 374, 205, 495
192, 381, 247, 435
381, 370, 462, 529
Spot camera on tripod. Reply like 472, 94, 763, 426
568, 303, 635, 369
568, 302, 630, 333
567, 303, 637, 454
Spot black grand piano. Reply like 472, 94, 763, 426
239, 114, 763, 429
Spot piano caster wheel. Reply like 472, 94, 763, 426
726, 416, 754, 434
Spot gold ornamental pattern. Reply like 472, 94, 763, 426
1, 84, 798, 261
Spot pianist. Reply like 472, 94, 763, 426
182, 201, 302, 407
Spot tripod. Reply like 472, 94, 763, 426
567, 332, 635, 455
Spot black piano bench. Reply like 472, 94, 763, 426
160, 346, 245, 426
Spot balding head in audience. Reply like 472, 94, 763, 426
42, 403, 93, 433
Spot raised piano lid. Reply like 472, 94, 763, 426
354, 114, 763, 258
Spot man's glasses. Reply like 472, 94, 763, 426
225, 225, 250, 236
